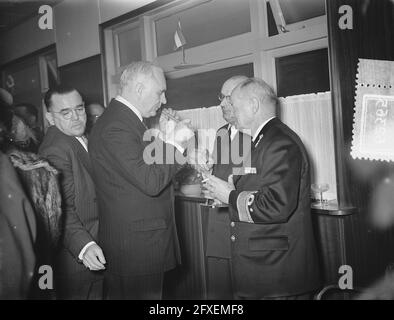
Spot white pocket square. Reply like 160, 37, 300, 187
245, 167, 257, 174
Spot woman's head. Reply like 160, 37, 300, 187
10, 114, 37, 144
13, 103, 38, 128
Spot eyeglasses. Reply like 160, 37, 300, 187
51, 103, 85, 120
218, 93, 231, 102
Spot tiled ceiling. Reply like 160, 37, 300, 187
0, 0, 61, 32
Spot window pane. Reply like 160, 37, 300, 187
267, 1, 279, 37
155, 0, 251, 56
117, 27, 141, 67
275, 48, 330, 97
276, 0, 325, 24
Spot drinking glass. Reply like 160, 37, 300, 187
311, 183, 330, 207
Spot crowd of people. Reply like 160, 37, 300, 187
0, 60, 323, 300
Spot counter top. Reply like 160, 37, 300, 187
176, 193, 358, 216
175, 193, 206, 203
311, 202, 358, 216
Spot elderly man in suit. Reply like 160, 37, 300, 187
206, 75, 250, 299
204, 77, 321, 299
39, 86, 104, 299
89, 61, 194, 299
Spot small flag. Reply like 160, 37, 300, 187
174, 20, 186, 50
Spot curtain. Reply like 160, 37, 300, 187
279, 92, 337, 201
178, 105, 226, 154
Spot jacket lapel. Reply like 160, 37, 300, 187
233, 118, 279, 187
49, 126, 92, 174
71, 137, 92, 174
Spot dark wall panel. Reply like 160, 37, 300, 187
165, 63, 254, 110
58, 54, 104, 106
328, 0, 394, 286
276, 48, 330, 97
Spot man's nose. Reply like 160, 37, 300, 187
70, 109, 80, 120
161, 93, 167, 105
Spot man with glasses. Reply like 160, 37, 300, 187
213, 75, 250, 180
203, 78, 321, 299
39, 85, 104, 299
205, 75, 251, 299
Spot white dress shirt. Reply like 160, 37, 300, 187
229, 124, 238, 141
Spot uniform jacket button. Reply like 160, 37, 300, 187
230, 235, 236, 242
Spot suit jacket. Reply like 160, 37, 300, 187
39, 126, 98, 276
0, 152, 36, 299
207, 124, 251, 259
88, 99, 182, 276
212, 124, 249, 181
228, 118, 321, 298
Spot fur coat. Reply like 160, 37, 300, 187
7, 149, 62, 254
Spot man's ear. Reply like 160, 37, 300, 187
135, 82, 145, 99
251, 97, 260, 115
45, 111, 54, 125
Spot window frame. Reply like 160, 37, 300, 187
101, 0, 329, 97
268, 0, 326, 33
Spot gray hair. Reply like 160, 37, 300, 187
119, 61, 161, 91
236, 77, 278, 109
226, 75, 249, 84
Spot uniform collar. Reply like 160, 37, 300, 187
252, 116, 276, 142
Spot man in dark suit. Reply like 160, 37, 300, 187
39, 86, 105, 299
212, 75, 250, 180
88, 61, 194, 299
207, 75, 250, 299
204, 77, 321, 299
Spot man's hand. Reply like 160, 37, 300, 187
159, 108, 181, 133
173, 120, 195, 147
82, 243, 106, 271
187, 148, 213, 173
160, 110, 194, 149
202, 174, 235, 204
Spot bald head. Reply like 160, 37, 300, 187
87, 103, 104, 117
86, 103, 105, 126
231, 77, 278, 132
220, 75, 248, 125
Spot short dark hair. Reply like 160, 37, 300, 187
44, 85, 78, 111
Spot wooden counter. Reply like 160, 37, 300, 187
164, 195, 358, 299
164, 194, 210, 299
